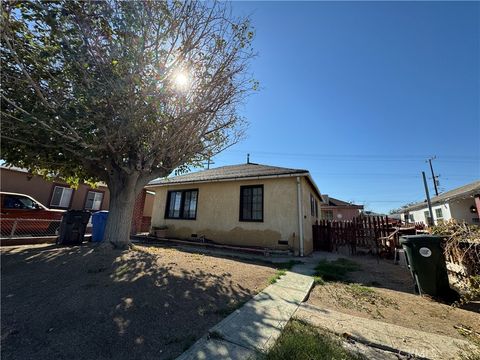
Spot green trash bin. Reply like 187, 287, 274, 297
400, 235, 450, 297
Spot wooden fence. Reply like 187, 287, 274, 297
312, 216, 400, 257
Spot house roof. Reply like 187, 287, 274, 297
323, 196, 364, 209
402, 180, 480, 212
0, 165, 29, 173
148, 163, 309, 185
147, 162, 322, 198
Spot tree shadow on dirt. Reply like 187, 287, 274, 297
1, 243, 266, 360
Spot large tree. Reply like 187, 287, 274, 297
1, 1, 255, 248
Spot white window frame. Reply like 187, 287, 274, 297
84, 191, 104, 211
50, 186, 73, 208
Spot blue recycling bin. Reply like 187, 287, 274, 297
92, 211, 109, 242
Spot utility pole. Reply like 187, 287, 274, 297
422, 171, 434, 226
204, 157, 214, 169
427, 156, 439, 196
247, 153, 250, 164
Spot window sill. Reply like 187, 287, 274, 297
239, 219, 264, 223
164, 217, 197, 221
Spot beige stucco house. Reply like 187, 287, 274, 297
146, 163, 323, 256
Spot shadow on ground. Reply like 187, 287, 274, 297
1, 243, 274, 360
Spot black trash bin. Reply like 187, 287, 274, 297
57, 210, 91, 245
400, 235, 451, 297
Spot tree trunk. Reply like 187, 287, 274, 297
103, 173, 139, 249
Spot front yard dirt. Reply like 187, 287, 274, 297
1, 243, 276, 360
307, 255, 480, 342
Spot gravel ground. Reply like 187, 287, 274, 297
1, 243, 276, 360
307, 254, 480, 341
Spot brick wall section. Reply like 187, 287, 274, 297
131, 190, 147, 235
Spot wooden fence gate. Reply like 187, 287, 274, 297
312, 215, 398, 256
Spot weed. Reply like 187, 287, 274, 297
314, 258, 361, 283
268, 269, 287, 284
267, 261, 301, 284
263, 319, 366, 360
274, 260, 302, 271
347, 284, 375, 296
456, 325, 480, 360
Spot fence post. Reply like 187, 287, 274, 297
9, 219, 18, 239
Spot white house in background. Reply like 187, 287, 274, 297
401, 180, 480, 225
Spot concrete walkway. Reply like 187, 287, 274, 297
295, 303, 476, 360
176, 263, 315, 360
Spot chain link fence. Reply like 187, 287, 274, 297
1, 218, 63, 239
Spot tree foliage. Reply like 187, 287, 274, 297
1, 1, 255, 247
1, 0, 254, 185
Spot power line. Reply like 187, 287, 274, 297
225, 150, 479, 162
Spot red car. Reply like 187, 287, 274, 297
0, 192, 64, 236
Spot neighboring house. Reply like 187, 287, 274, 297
0, 166, 155, 233
1, 166, 110, 211
146, 163, 324, 256
319, 195, 363, 221
401, 180, 480, 225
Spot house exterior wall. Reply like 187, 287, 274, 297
407, 203, 451, 225
0, 168, 110, 210
448, 198, 479, 224
403, 198, 480, 225
301, 177, 322, 255
150, 176, 318, 254
319, 206, 361, 221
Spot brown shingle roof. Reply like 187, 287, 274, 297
148, 163, 309, 186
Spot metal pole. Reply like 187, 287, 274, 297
422, 171, 434, 226
428, 157, 439, 196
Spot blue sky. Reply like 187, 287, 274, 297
206, 1, 479, 213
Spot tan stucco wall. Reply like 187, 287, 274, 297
150, 177, 307, 251
150, 175, 323, 255
301, 177, 322, 255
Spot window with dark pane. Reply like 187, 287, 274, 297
165, 190, 198, 219
183, 190, 198, 219
240, 185, 263, 221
